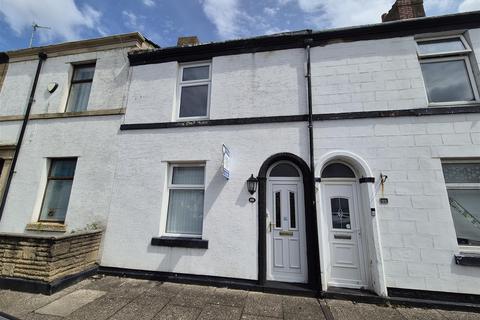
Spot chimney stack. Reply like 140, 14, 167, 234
177, 36, 200, 47
382, 0, 426, 22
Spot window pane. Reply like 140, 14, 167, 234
39, 180, 73, 222
67, 82, 92, 112
179, 85, 209, 118
50, 159, 77, 178
172, 166, 204, 185
73, 65, 95, 81
322, 163, 355, 178
447, 189, 480, 246
166, 189, 204, 235
275, 191, 281, 228
421, 60, 475, 103
289, 192, 296, 229
270, 163, 300, 177
442, 163, 480, 183
331, 197, 351, 229
417, 39, 465, 55
182, 66, 209, 81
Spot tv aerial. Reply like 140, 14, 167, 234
29, 23, 51, 48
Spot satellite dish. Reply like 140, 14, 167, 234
47, 82, 58, 93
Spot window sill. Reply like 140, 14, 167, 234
151, 236, 208, 249
454, 253, 480, 266
25, 222, 66, 233
428, 102, 480, 108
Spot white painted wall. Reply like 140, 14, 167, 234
124, 49, 307, 124
313, 114, 480, 295
0, 115, 123, 233
101, 123, 310, 279
0, 47, 133, 233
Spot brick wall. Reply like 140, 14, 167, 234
0, 230, 102, 282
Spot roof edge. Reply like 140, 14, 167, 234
129, 10, 480, 66
6, 32, 158, 61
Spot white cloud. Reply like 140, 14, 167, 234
458, 0, 480, 12
201, 0, 241, 39
0, 0, 104, 44
122, 10, 145, 32
264, 7, 279, 16
143, 0, 156, 7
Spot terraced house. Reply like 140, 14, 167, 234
0, 0, 479, 305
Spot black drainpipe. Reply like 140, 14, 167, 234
0, 52, 47, 222
305, 36, 322, 292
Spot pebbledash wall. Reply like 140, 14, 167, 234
100, 21, 480, 296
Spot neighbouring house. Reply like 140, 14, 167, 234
0, 33, 156, 292
0, 0, 479, 303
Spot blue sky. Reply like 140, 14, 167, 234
0, 0, 479, 51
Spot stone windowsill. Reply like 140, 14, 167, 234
151, 236, 209, 249
455, 253, 480, 267
0, 108, 125, 122
25, 222, 67, 233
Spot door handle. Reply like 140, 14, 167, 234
269, 222, 275, 232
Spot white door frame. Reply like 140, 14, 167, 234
322, 179, 369, 289
315, 150, 388, 297
266, 162, 308, 283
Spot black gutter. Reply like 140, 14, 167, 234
0, 52, 47, 222
305, 36, 321, 292
129, 11, 480, 66
0, 52, 8, 64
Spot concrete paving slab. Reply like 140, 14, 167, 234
65, 294, 132, 320
207, 288, 249, 307
144, 282, 185, 298
397, 307, 447, 320
35, 289, 106, 317
282, 295, 323, 316
152, 305, 201, 320
169, 285, 215, 308
197, 304, 242, 320
240, 315, 280, 320
109, 294, 170, 320
438, 309, 480, 320
243, 292, 284, 318
21, 312, 64, 320
355, 302, 405, 320
325, 299, 364, 320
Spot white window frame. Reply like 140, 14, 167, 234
442, 159, 480, 253
416, 35, 480, 106
164, 163, 206, 238
176, 62, 212, 121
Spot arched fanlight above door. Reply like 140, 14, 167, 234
321, 163, 355, 178
269, 163, 300, 177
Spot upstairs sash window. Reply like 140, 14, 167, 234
66, 64, 95, 112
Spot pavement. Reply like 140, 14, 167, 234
0, 276, 479, 320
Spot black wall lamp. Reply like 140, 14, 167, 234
247, 174, 258, 203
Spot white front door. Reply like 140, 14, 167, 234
323, 182, 368, 289
267, 180, 307, 283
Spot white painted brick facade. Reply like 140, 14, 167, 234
1, 26, 480, 297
